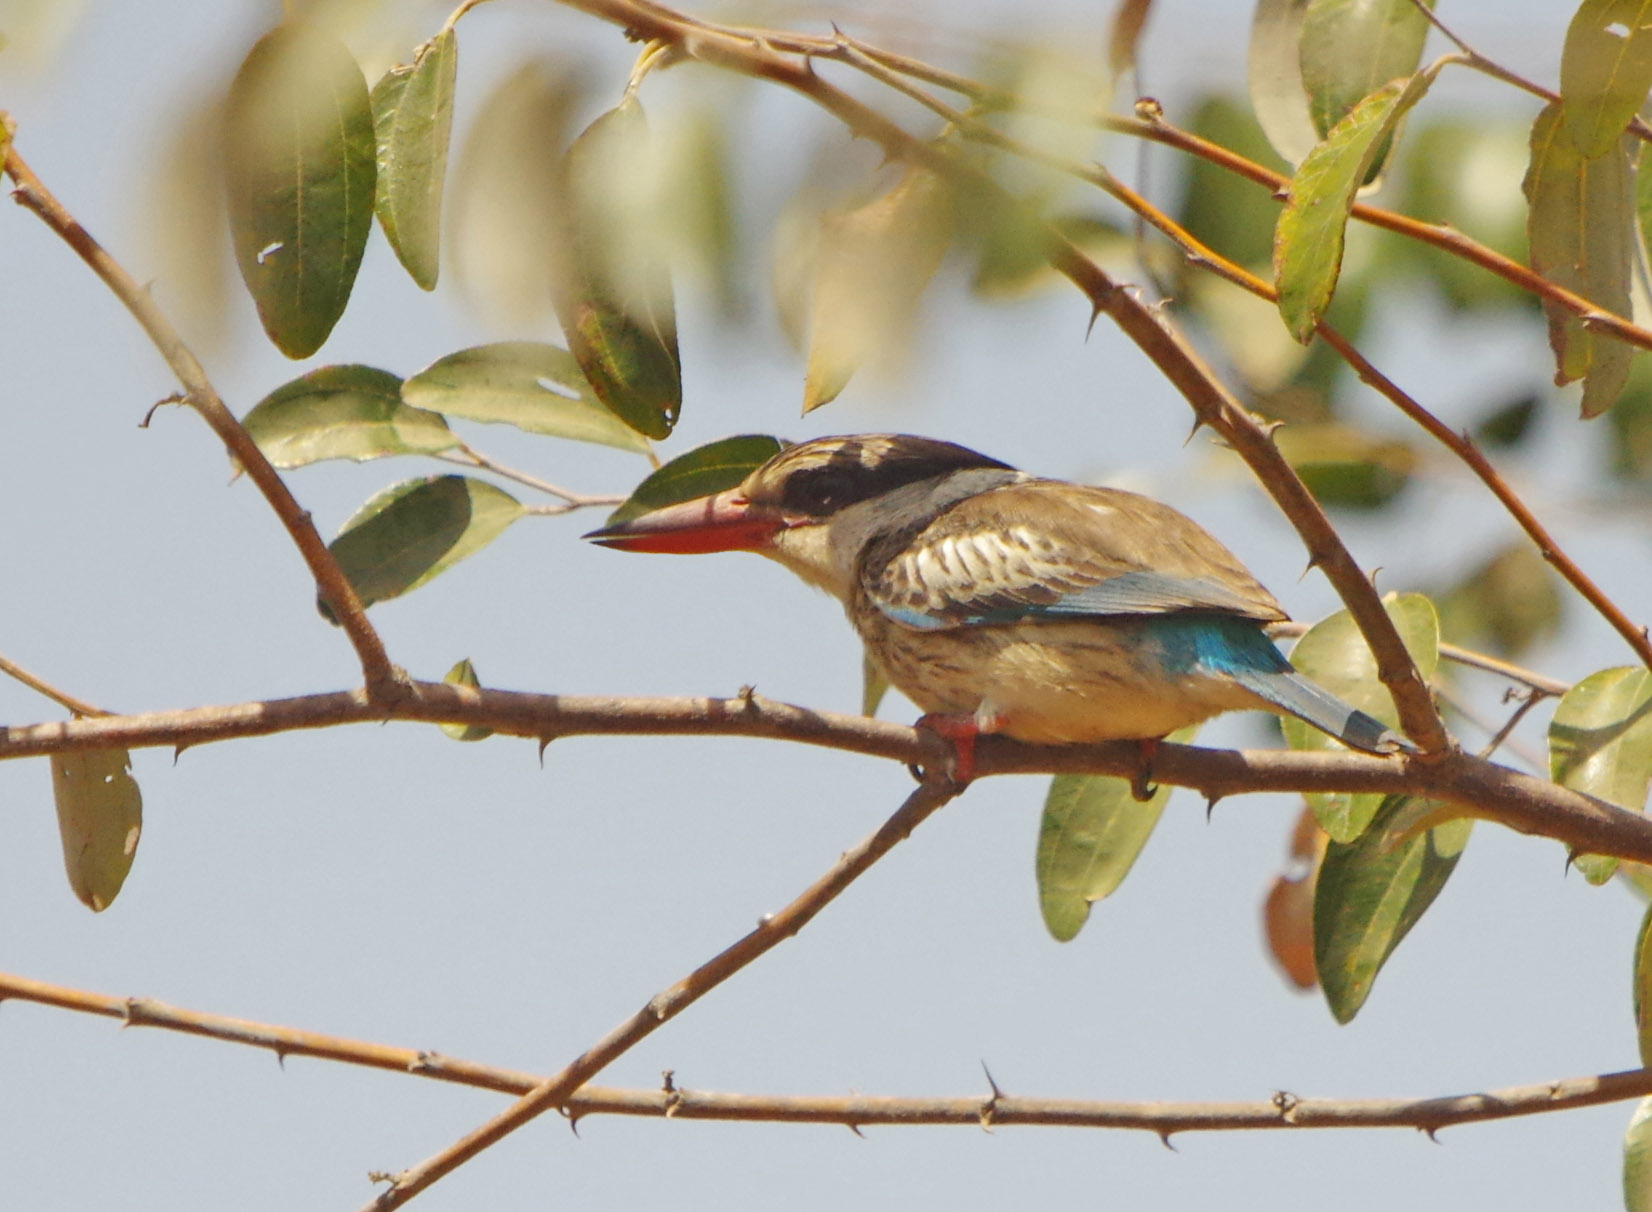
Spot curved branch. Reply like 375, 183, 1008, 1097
6, 968, 1649, 1137
1, 682, 1648, 863
0, 139, 401, 701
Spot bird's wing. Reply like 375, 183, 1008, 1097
862, 480, 1288, 630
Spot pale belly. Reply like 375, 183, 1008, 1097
853, 607, 1271, 744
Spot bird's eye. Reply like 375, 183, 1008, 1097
783, 467, 859, 516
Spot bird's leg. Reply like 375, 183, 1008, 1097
1130, 737, 1161, 802
913, 703, 1007, 786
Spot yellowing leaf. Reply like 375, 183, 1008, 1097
1036, 726, 1197, 942
804, 166, 956, 412
372, 29, 458, 291
1628, 1097, 1652, 1212
402, 342, 650, 452
441, 658, 494, 742
324, 475, 525, 617
1275, 69, 1435, 341
223, 23, 376, 358
1550, 666, 1652, 883
51, 748, 142, 912
553, 95, 681, 440
1524, 101, 1637, 417
243, 364, 456, 467
1281, 592, 1439, 841
1264, 804, 1326, 991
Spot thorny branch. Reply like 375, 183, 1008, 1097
6, 968, 1651, 1138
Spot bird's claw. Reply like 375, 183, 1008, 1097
1130, 737, 1161, 802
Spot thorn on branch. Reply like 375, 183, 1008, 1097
1421, 1124, 1443, 1144
1271, 1090, 1300, 1123
274, 1047, 287, 1070
979, 1059, 1004, 1131
141, 392, 186, 428
1204, 794, 1221, 821
847, 1122, 866, 1139
1156, 1129, 1178, 1151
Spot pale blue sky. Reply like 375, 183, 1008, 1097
0, 2, 1637, 1210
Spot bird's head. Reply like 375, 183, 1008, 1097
585, 433, 1020, 598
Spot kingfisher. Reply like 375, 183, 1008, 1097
586, 434, 1409, 782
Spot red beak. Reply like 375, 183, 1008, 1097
583, 489, 784, 554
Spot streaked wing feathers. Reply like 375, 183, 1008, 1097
863, 480, 1287, 630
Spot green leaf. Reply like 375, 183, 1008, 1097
804, 165, 957, 412
1629, 1097, 1652, 1212
1273, 421, 1416, 509
1314, 794, 1470, 1023
371, 29, 458, 291
441, 658, 494, 742
862, 653, 891, 718
1524, 101, 1637, 417
401, 342, 649, 452
1247, 0, 1322, 167
1636, 903, 1652, 1067
553, 95, 681, 440
1550, 667, 1652, 884
1562, 0, 1652, 159
1299, 0, 1434, 139
242, 364, 455, 468
324, 475, 525, 617
51, 748, 143, 912
1036, 727, 1197, 942
223, 23, 376, 358
1436, 540, 1563, 658
605, 434, 784, 526
1472, 394, 1540, 449
1282, 592, 1439, 841
1275, 69, 1435, 341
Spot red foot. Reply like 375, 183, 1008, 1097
915, 713, 984, 785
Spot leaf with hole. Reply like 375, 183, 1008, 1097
1550, 666, 1652, 884
52, 748, 143, 912
1314, 793, 1470, 1023
1281, 592, 1438, 841
1562, 0, 1652, 159
242, 364, 455, 468
402, 342, 649, 452
1035, 727, 1197, 942
605, 434, 784, 526
372, 29, 458, 290
223, 23, 376, 358
552, 95, 680, 439
324, 475, 525, 618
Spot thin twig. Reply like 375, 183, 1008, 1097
1406, 0, 1652, 142
435, 444, 625, 505
0, 139, 402, 702
0, 653, 109, 717
363, 776, 963, 1210
6, 966, 1652, 1136
1270, 623, 1571, 700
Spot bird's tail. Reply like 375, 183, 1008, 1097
1228, 666, 1413, 755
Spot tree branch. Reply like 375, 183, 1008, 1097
6, 967, 1650, 1137
0, 681, 1647, 862
362, 775, 963, 1209
0, 137, 402, 702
